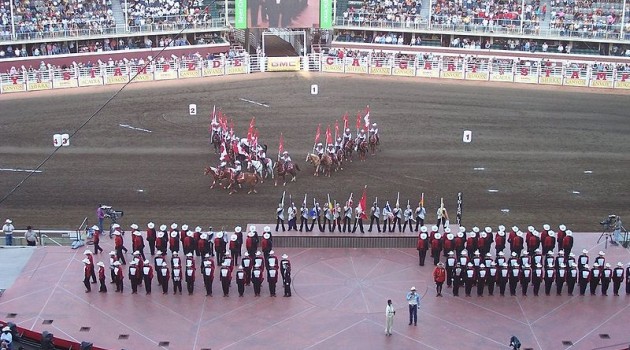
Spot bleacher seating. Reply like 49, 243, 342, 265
126, 0, 211, 27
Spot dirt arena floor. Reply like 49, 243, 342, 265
0, 72, 629, 231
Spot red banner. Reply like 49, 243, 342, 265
314, 124, 321, 145
278, 133, 284, 156
356, 111, 361, 131
343, 112, 349, 131
325, 125, 332, 146
334, 120, 339, 141
359, 187, 368, 219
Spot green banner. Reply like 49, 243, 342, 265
234, 0, 247, 29
319, 0, 332, 28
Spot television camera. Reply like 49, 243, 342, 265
598, 215, 628, 248
101, 205, 124, 237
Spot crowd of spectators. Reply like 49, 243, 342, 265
126, 0, 212, 28
341, 0, 424, 27
547, 0, 624, 38
7, 0, 116, 40
0, 32, 224, 59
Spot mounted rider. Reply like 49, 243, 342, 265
280, 151, 292, 163
233, 160, 242, 180
335, 137, 343, 152
211, 119, 221, 139
342, 128, 352, 148
355, 129, 367, 150
369, 123, 379, 145
315, 143, 325, 159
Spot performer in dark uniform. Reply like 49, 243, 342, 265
445, 251, 456, 288
498, 263, 509, 296
520, 264, 531, 296
508, 263, 521, 296
612, 262, 625, 296
267, 265, 279, 297
368, 202, 381, 232
300, 202, 310, 232
160, 262, 170, 295
589, 263, 601, 295
154, 250, 166, 286
543, 263, 555, 296
202, 259, 214, 296
241, 252, 253, 286
562, 230, 574, 256
172, 264, 183, 295
129, 261, 140, 294
142, 260, 153, 295
452, 264, 463, 297
601, 263, 612, 296
236, 266, 246, 297
494, 226, 507, 255
487, 262, 498, 296
252, 265, 264, 296
476, 264, 487, 297
578, 249, 589, 271
464, 263, 475, 297
566, 264, 578, 296
220, 262, 231, 297
578, 264, 590, 296
532, 263, 543, 296
185, 262, 196, 295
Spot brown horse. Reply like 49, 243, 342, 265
357, 141, 368, 161
343, 139, 354, 162
211, 133, 221, 153
228, 172, 262, 194
203, 166, 231, 189
335, 148, 344, 171
274, 160, 300, 186
306, 153, 332, 177
368, 134, 378, 155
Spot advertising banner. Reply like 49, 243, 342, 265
614, 71, 630, 89
52, 71, 79, 89
178, 61, 203, 78
392, 60, 415, 77
416, 60, 440, 78
344, 58, 368, 74
226, 58, 248, 75
538, 62, 563, 85
563, 65, 588, 87
513, 64, 538, 84
203, 60, 225, 76
104, 67, 130, 85
321, 56, 343, 73
369, 58, 391, 75
266, 57, 301, 72
440, 59, 464, 79
130, 65, 154, 83
464, 62, 489, 81
589, 70, 614, 88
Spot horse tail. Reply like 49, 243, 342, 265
294, 163, 301, 171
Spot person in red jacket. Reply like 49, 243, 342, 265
114, 231, 126, 265
143, 260, 154, 295
431, 233, 443, 266
97, 261, 107, 292
433, 262, 446, 297
193, 226, 202, 257
416, 228, 429, 266
156, 225, 168, 253
131, 224, 145, 261
183, 230, 194, 256
84, 249, 97, 283
82, 259, 92, 293
169, 224, 180, 254
494, 226, 506, 255
443, 229, 455, 258
146, 222, 157, 256
245, 228, 259, 258
542, 230, 556, 256
261, 232, 273, 264
562, 230, 574, 256
198, 233, 208, 259
113, 261, 124, 293
511, 231, 524, 256
229, 234, 240, 265
202, 259, 215, 296
91, 225, 104, 254
556, 224, 567, 252
214, 232, 226, 265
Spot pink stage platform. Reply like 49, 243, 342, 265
1, 232, 629, 350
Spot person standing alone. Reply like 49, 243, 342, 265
3, 219, 14, 246
406, 286, 420, 326
385, 299, 395, 336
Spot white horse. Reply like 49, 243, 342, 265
248, 158, 274, 182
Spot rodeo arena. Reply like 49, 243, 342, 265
1, 0, 630, 348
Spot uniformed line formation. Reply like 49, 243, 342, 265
418, 224, 630, 297
82, 223, 292, 298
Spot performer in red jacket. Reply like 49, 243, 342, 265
92, 225, 104, 254
416, 229, 429, 266
430, 233, 443, 266
97, 261, 107, 293
146, 222, 156, 256
433, 262, 446, 297
82, 259, 92, 293
114, 231, 126, 265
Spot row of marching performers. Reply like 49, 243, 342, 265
429, 249, 630, 297
81, 247, 293, 298
416, 224, 576, 266
92, 223, 278, 269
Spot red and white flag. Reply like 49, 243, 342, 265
356, 110, 361, 132
358, 186, 368, 219
325, 125, 332, 146
342, 112, 349, 130
334, 120, 339, 141
314, 124, 321, 146
363, 105, 370, 130
278, 133, 284, 157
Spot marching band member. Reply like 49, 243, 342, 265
368, 202, 381, 233
402, 204, 414, 233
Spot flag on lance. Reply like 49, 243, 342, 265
363, 105, 370, 130
278, 133, 284, 159
342, 112, 349, 131
325, 125, 332, 146
313, 124, 321, 150
356, 110, 361, 133
247, 117, 256, 143
358, 186, 368, 219
334, 120, 339, 141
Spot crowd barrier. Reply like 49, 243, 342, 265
2, 53, 630, 93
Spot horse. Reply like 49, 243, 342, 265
247, 158, 274, 183
211, 133, 221, 153
306, 153, 332, 177
335, 148, 344, 171
343, 139, 355, 162
368, 134, 378, 155
357, 141, 368, 161
227, 172, 262, 194
203, 166, 231, 189
274, 160, 300, 186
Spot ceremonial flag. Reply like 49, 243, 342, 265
358, 186, 368, 219
280, 190, 286, 207
278, 133, 284, 158
356, 110, 361, 132
347, 193, 354, 207
327, 194, 333, 211
363, 105, 370, 129
303, 193, 307, 207
211, 105, 217, 123
420, 193, 424, 207
334, 120, 339, 141
342, 112, 349, 131
396, 192, 400, 208
325, 125, 332, 146
314, 124, 321, 146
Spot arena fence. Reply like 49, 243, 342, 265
1, 52, 630, 93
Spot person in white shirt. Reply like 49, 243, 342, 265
385, 299, 395, 336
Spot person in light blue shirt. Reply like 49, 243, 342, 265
406, 286, 420, 326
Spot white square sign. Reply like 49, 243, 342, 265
463, 130, 472, 143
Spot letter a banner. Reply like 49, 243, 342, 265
234, 0, 247, 29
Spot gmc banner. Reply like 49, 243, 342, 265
266, 57, 301, 72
